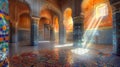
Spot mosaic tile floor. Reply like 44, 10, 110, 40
2, 42, 120, 67
8, 49, 119, 67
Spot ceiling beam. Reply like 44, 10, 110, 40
112, 1, 120, 6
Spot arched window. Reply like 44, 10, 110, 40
63, 8, 73, 32
95, 3, 108, 18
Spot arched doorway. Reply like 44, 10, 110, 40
39, 8, 62, 44
63, 8, 73, 43
39, 17, 51, 41
53, 16, 59, 43
18, 13, 31, 45
39, 9, 54, 41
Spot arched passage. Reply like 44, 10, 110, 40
38, 8, 65, 44
39, 4, 66, 44
53, 16, 59, 42
39, 9, 54, 41
63, 8, 73, 43
39, 17, 51, 41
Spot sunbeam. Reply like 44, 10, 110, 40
82, 3, 108, 48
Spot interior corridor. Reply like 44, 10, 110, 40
0, 0, 120, 67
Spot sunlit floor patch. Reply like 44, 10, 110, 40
54, 43, 73, 48
71, 48, 89, 55
38, 41, 50, 43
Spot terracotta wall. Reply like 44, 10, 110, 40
40, 9, 53, 24
9, 0, 30, 26
18, 14, 31, 29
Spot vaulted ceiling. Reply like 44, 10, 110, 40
19, 0, 76, 17
24, 0, 62, 17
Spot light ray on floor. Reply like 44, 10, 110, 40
54, 43, 73, 48
38, 41, 50, 43
71, 48, 89, 55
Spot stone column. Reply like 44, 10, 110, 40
73, 16, 84, 47
9, 22, 15, 43
113, 12, 120, 56
50, 26, 55, 41
31, 19, 39, 46
9, 22, 20, 57
59, 19, 66, 44
9, 22, 18, 43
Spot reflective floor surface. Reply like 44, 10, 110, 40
8, 41, 120, 67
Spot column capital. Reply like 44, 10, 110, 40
73, 16, 84, 23
32, 16, 40, 24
